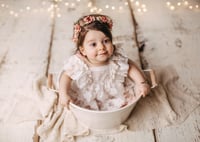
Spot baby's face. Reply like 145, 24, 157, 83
80, 30, 114, 66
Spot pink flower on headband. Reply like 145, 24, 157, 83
83, 16, 95, 25
73, 24, 81, 42
98, 16, 113, 29
98, 16, 108, 23
72, 15, 113, 42
74, 24, 81, 32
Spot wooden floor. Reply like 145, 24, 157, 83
0, 0, 200, 142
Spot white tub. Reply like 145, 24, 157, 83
48, 70, 157, 130
69, 97, 141, 130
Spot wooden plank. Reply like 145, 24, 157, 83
0, 122, 36, 142
131, 0, 200, 82
48, 0, 154, 141
48, 0, 92, 72
0, 0, 53, 141
156, 106, 200, 142
130, 0, 200, 141
76, 130, 155, 142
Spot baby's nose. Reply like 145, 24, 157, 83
98, 43, 106, 50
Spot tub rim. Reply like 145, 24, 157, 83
69, 95, 141, 114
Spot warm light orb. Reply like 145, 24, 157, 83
177, 2, 181, 6
184, 1, 189, 6
88, 2, 92, 7
65, 2, 69, 6
189, 5, 193, 9
71, 3, 75, 7
14, 13, 18, 17
90, 8, 94, 13
9, 10, 14, 15
170, 5, 175, 10
141, 4, 146, 8
1, 4, 5, 7
137, 8, 141, 12
135, 1, 140, 6
143, 8, 147, 12
57, 13, 61, 18
26, 6, 30, 10
105, 5, 109, 9
98, 8, 102, 13
166, 1, 171, 6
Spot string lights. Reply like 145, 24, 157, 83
0, 0, 199, 19
133, 1, 148, 13
0, 0, 53, 18
0, 0, 148, 18
88, 0, 147, 14
166, 0, 199, 11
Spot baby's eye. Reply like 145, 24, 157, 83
90, 42, 96, 47
103, 38, 111, 44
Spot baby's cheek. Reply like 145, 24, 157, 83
89, 51, 98, 57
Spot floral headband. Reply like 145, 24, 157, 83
72, 14, 113, 42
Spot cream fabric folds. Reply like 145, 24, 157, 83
0, 76, 90, 142
0, 65, 199, 142
126, 65, 200, 130
37, 105, 89, 142
0, 76, 56, 123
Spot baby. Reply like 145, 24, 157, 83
58, 14, 150, 111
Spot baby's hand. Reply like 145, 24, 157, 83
59, 94, 72, 109
135, 82, 150, 97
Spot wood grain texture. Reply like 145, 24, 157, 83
0, 0, 53, 141
1, 0, 199, 142
130, 0, 200, 141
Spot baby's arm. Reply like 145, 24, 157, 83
128, 59, 150, 97
59, 71, 72, 109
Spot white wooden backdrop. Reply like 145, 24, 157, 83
0, 0, 199, 142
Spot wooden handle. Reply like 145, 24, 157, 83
149, 69, 158, 88
47, 74, 53, 89
47, 73, 59, 93
143, 69, 158, 88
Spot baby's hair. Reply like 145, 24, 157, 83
72, 14, 113, 51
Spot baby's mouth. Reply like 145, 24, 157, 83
98, 52, 107, 55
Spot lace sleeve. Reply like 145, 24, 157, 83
63, 55, 85, 80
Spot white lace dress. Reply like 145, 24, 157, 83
60, 47, 137, 111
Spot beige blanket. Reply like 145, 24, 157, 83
0, 65, 199, 142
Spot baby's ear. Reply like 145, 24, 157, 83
79, 46, 86, 56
